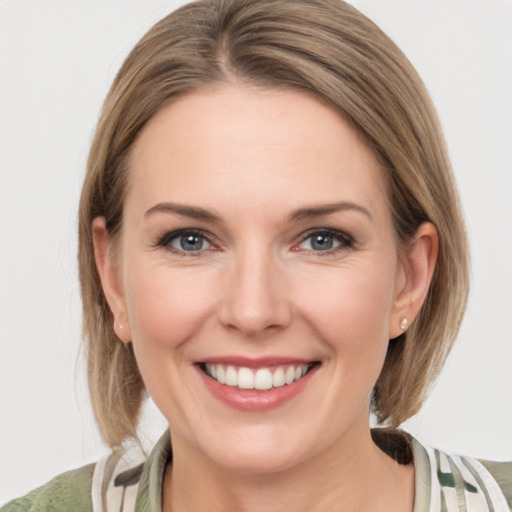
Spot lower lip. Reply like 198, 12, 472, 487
197, 365, 319, 412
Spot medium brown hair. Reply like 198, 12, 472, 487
79, 0, 469, 447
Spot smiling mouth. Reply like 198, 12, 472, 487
199, 362, 320, 391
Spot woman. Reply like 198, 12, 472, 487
2, 0, 511, 510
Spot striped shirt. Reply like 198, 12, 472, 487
3, 429, 512, 511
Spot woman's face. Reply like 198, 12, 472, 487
102, 85, 410, 472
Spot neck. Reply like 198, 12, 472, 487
162, 419, 414, 512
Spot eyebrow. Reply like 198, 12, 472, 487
287, 201, 372, 222
144, 201, 372, 223
144, 202, 222, 222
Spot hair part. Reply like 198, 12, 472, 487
79, 0, 469, 447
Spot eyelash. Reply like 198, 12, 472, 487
154, 229, 215, 256
295, 228, 353, 255
153, 228, 353, 256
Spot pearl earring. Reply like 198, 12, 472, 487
400, 318, 408, 331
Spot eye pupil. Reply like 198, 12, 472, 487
311, 234, 333, 250
181, 234, 203, 251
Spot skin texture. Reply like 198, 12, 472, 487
93, 85, 437, 511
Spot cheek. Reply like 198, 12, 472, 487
295, 261, 396, 361
293, 263, 397, 428
123, 263, 218, 350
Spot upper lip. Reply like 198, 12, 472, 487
196, 356, 317, 368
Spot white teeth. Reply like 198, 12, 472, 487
225, 366, 237, 386
238, 367, 254, 389
272, 367, 285, 387
204, 363, 311, 390
254, 368, 273, 390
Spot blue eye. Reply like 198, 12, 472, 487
309, 233, 336, 250
174, 233, 205, 251
157, 230, 212, 253
299, 230, 351, 252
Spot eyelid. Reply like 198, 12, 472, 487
294, 228, 354, 253
152, 227, 353, 256
154, 228, 217, 255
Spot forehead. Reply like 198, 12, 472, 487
127, 85, 389, 220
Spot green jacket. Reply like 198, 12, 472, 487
3, 430, 512, 511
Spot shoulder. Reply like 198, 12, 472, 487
411, 434, 512, 511
1, 432, 171, 512
1, 448, 145, 512
372, 428, 512, 511
1, 463, 95, 512
477, 458, 512, 508
1, 449, 146, 512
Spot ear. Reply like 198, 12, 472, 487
389, 222, 438, 339
92, 217, 132, 342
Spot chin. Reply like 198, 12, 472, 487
195, 424, 310, 475
212, 447, 305, 475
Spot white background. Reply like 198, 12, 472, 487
1, 0, 511, 504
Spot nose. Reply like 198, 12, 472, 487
218, 245, 292, 338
